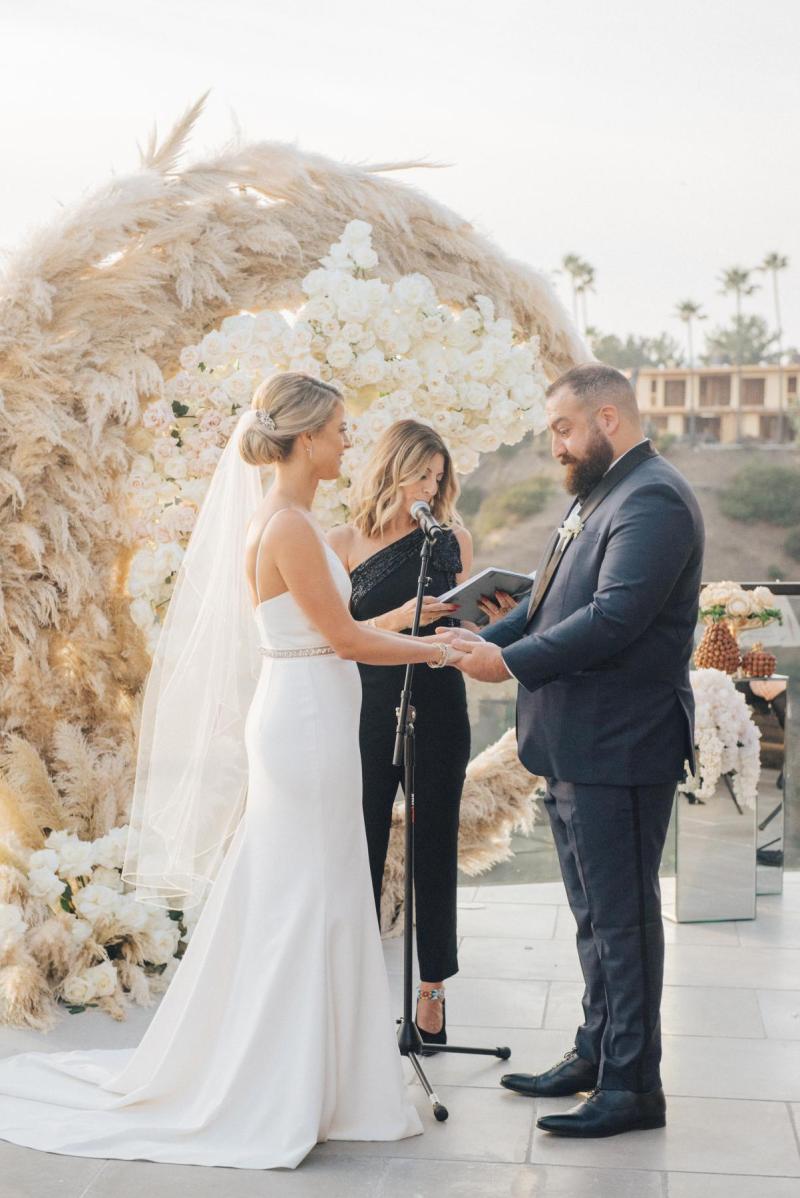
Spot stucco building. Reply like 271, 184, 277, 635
635, 365, 797, 443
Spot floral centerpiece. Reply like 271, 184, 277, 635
125, 220, 548, 650
679, 668, 761, 806
699, 581, 783, 637
2, 826, 188, 1021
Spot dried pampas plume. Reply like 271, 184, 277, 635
0, 97, 583, 1023
380, 730, 543, 936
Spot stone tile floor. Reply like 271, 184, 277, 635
1, 874, 799, 1197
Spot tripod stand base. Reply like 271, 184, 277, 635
397, 1017, 511, 1122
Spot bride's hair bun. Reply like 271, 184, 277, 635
240, 372, 342, 466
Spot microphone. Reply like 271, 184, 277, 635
410, 500, 446, 541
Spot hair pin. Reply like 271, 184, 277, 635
256, 410, 277, 432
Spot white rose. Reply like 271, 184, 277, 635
155, 541, 184, 578
142, 399, 174, 429
336, 289, 371, 324
163, 454, 188, 480
225, 326, 254, 356
0, 903, 27, 953
326, 341, 354, 370
73, 884, 119, 924
28, 848, 59, 872
301, 268, 331, 297
161, 504, 197, 538
452, 447, 480, 475
223, 371, 254, 404
68, 917, 92, 944
467, 348, 496, 380
473, 426, 502, 453
725, 595, 750, 619
84, 961, 117, 998
62, 972, 93, 1004
392, 273, 437, 311
751, 586, 775, 612
55, 838, 95, 879
146, 927, 180, 965
356, 349, 386, 385
341, 219, 373, 246
350, 244, 378, 270
28, 866, 66, 904
422, 314, 445, 337
45, 829, 73, 851
170, 372, 192, 399
200, 331, 226, 366
180, 478, 210, 507
116, 896, 152, 933
179, 345, 202, 371
322, 242, 354, 271
91, 866, 124, 892
474, 294, 495, 323
459, 382, 490, 411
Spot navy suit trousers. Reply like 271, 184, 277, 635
544, 778, 676, 1092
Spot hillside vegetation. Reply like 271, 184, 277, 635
465, 437, 800, 583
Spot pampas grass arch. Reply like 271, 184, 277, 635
0, 98, 585, 1025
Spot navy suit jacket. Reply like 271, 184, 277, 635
482, 449, 705, 786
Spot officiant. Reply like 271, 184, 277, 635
328, 419, 512, 1050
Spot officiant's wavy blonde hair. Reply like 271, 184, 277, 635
349, 419, 462, 538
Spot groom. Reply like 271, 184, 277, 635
443, 364, 704, 1138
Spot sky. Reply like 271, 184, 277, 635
1, 0, 797, 353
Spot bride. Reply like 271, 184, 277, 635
0, 371, 464, 1169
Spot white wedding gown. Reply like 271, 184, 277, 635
0, 543, 422, 1168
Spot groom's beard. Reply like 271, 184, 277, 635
560, 426, 615, 498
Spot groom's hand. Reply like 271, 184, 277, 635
450, 639, 510, 683
434, 627, 482, 645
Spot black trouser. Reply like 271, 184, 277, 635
359, 675, 469, 982
545, 778, 676, 1092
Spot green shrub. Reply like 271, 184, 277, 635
475, 476, 554, 537
719, 464, 800, 527
784, 528, 800, 563
457, 485, 485, 518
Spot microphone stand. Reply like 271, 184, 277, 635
393, 528, 510, 1123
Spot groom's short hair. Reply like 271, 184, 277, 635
546, 364, 639, 420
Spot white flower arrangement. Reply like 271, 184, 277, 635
22, 827, 186, 1015
699, 581, 783, 629
126, 220, 548, 646
679, 669, 761, 807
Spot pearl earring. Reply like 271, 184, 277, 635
306, 441, 313, 461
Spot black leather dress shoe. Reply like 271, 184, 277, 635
500, 1049, 598, 1098
536, 1086, 666, 1137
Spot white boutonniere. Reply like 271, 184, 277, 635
556, 508, 584, 551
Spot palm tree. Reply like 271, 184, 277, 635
675, 300, 706, 446
719, 266, 760, 440
760, 252, 789, 440
575, 261, 596, 334
560, 254, 585, 327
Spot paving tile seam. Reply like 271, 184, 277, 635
75, 1159, 111, 1198
788, 1102, 800, 1157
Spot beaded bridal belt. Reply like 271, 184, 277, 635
259, 645, 336, 659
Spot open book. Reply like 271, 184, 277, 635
438, 567, 535, 627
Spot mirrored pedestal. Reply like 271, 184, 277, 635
672, 774, 757, 923
734, 675, 790, 896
